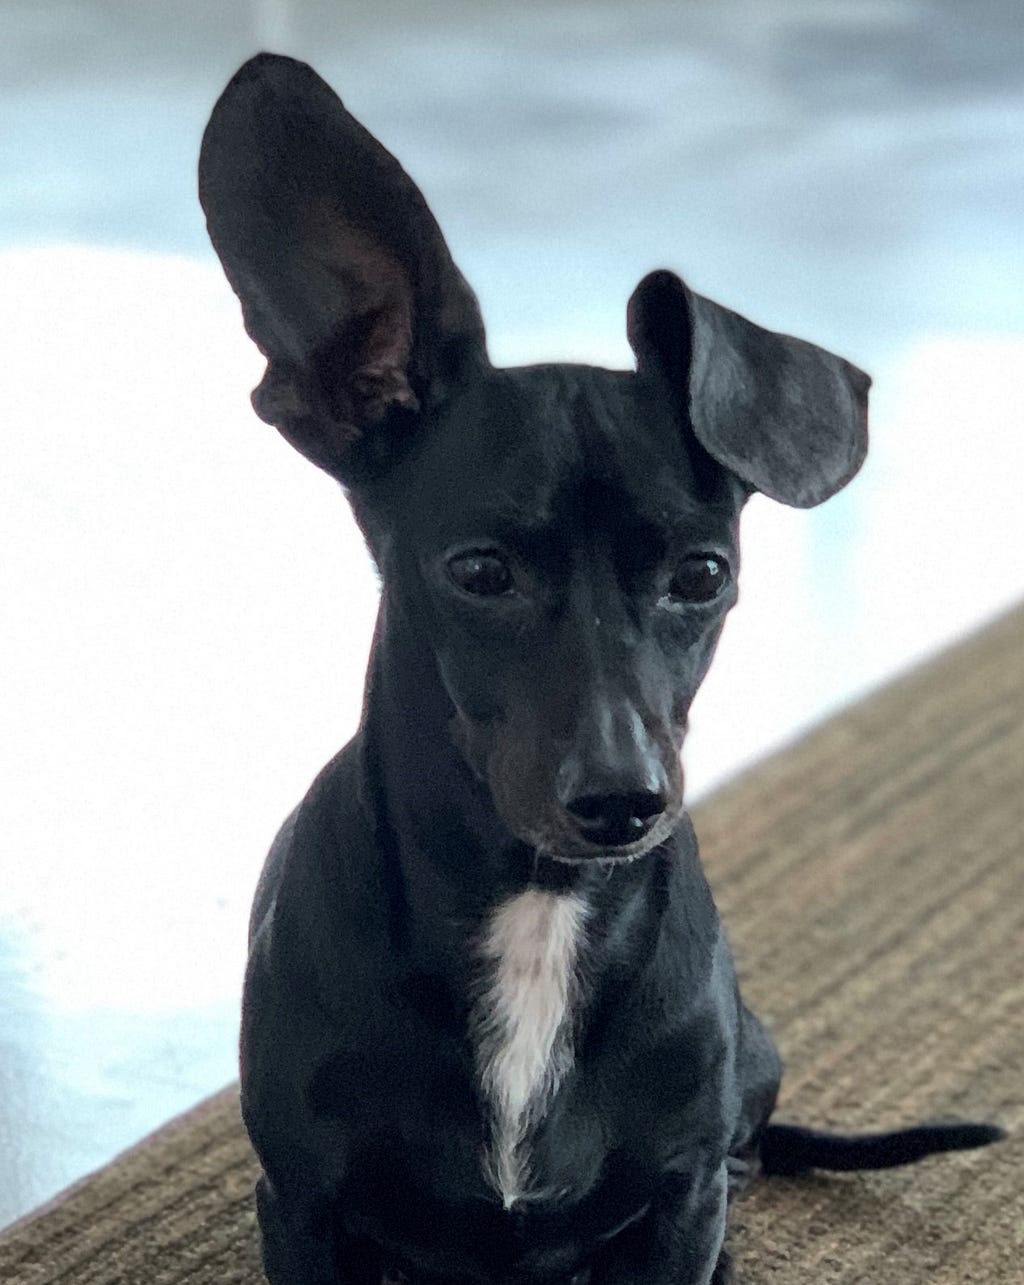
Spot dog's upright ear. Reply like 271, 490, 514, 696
627, 270, 869, 507
199, 53, 487, 480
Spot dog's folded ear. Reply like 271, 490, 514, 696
627, 270, 869, 507
199, 53, 487, 480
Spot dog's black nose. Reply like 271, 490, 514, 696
565, 790, 666, 846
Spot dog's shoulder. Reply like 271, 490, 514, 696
246, 739, 390, 1007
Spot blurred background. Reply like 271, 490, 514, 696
1, 0, 1022, 1230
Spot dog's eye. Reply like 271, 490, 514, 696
666, 555, 730, 604
447, 551, 515, 598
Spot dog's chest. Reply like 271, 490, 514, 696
472, 887, 590, 1209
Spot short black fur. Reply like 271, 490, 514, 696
199, 54, 1003, 1285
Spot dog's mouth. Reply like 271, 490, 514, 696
518, 798, 684, 866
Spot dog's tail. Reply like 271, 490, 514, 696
760, 1120, 1005, 1176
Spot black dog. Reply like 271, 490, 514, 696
199, 54, 1002, 1285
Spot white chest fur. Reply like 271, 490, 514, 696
473, 887, 590, 1208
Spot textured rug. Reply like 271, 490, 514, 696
3, 605, 1022, 1284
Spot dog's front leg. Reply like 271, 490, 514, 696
591, 1165, 728, 1285
256, 1174, 379, 1285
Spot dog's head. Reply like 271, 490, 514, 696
200, 54, 869, 864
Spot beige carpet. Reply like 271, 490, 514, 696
3, 606, 1022, 1284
